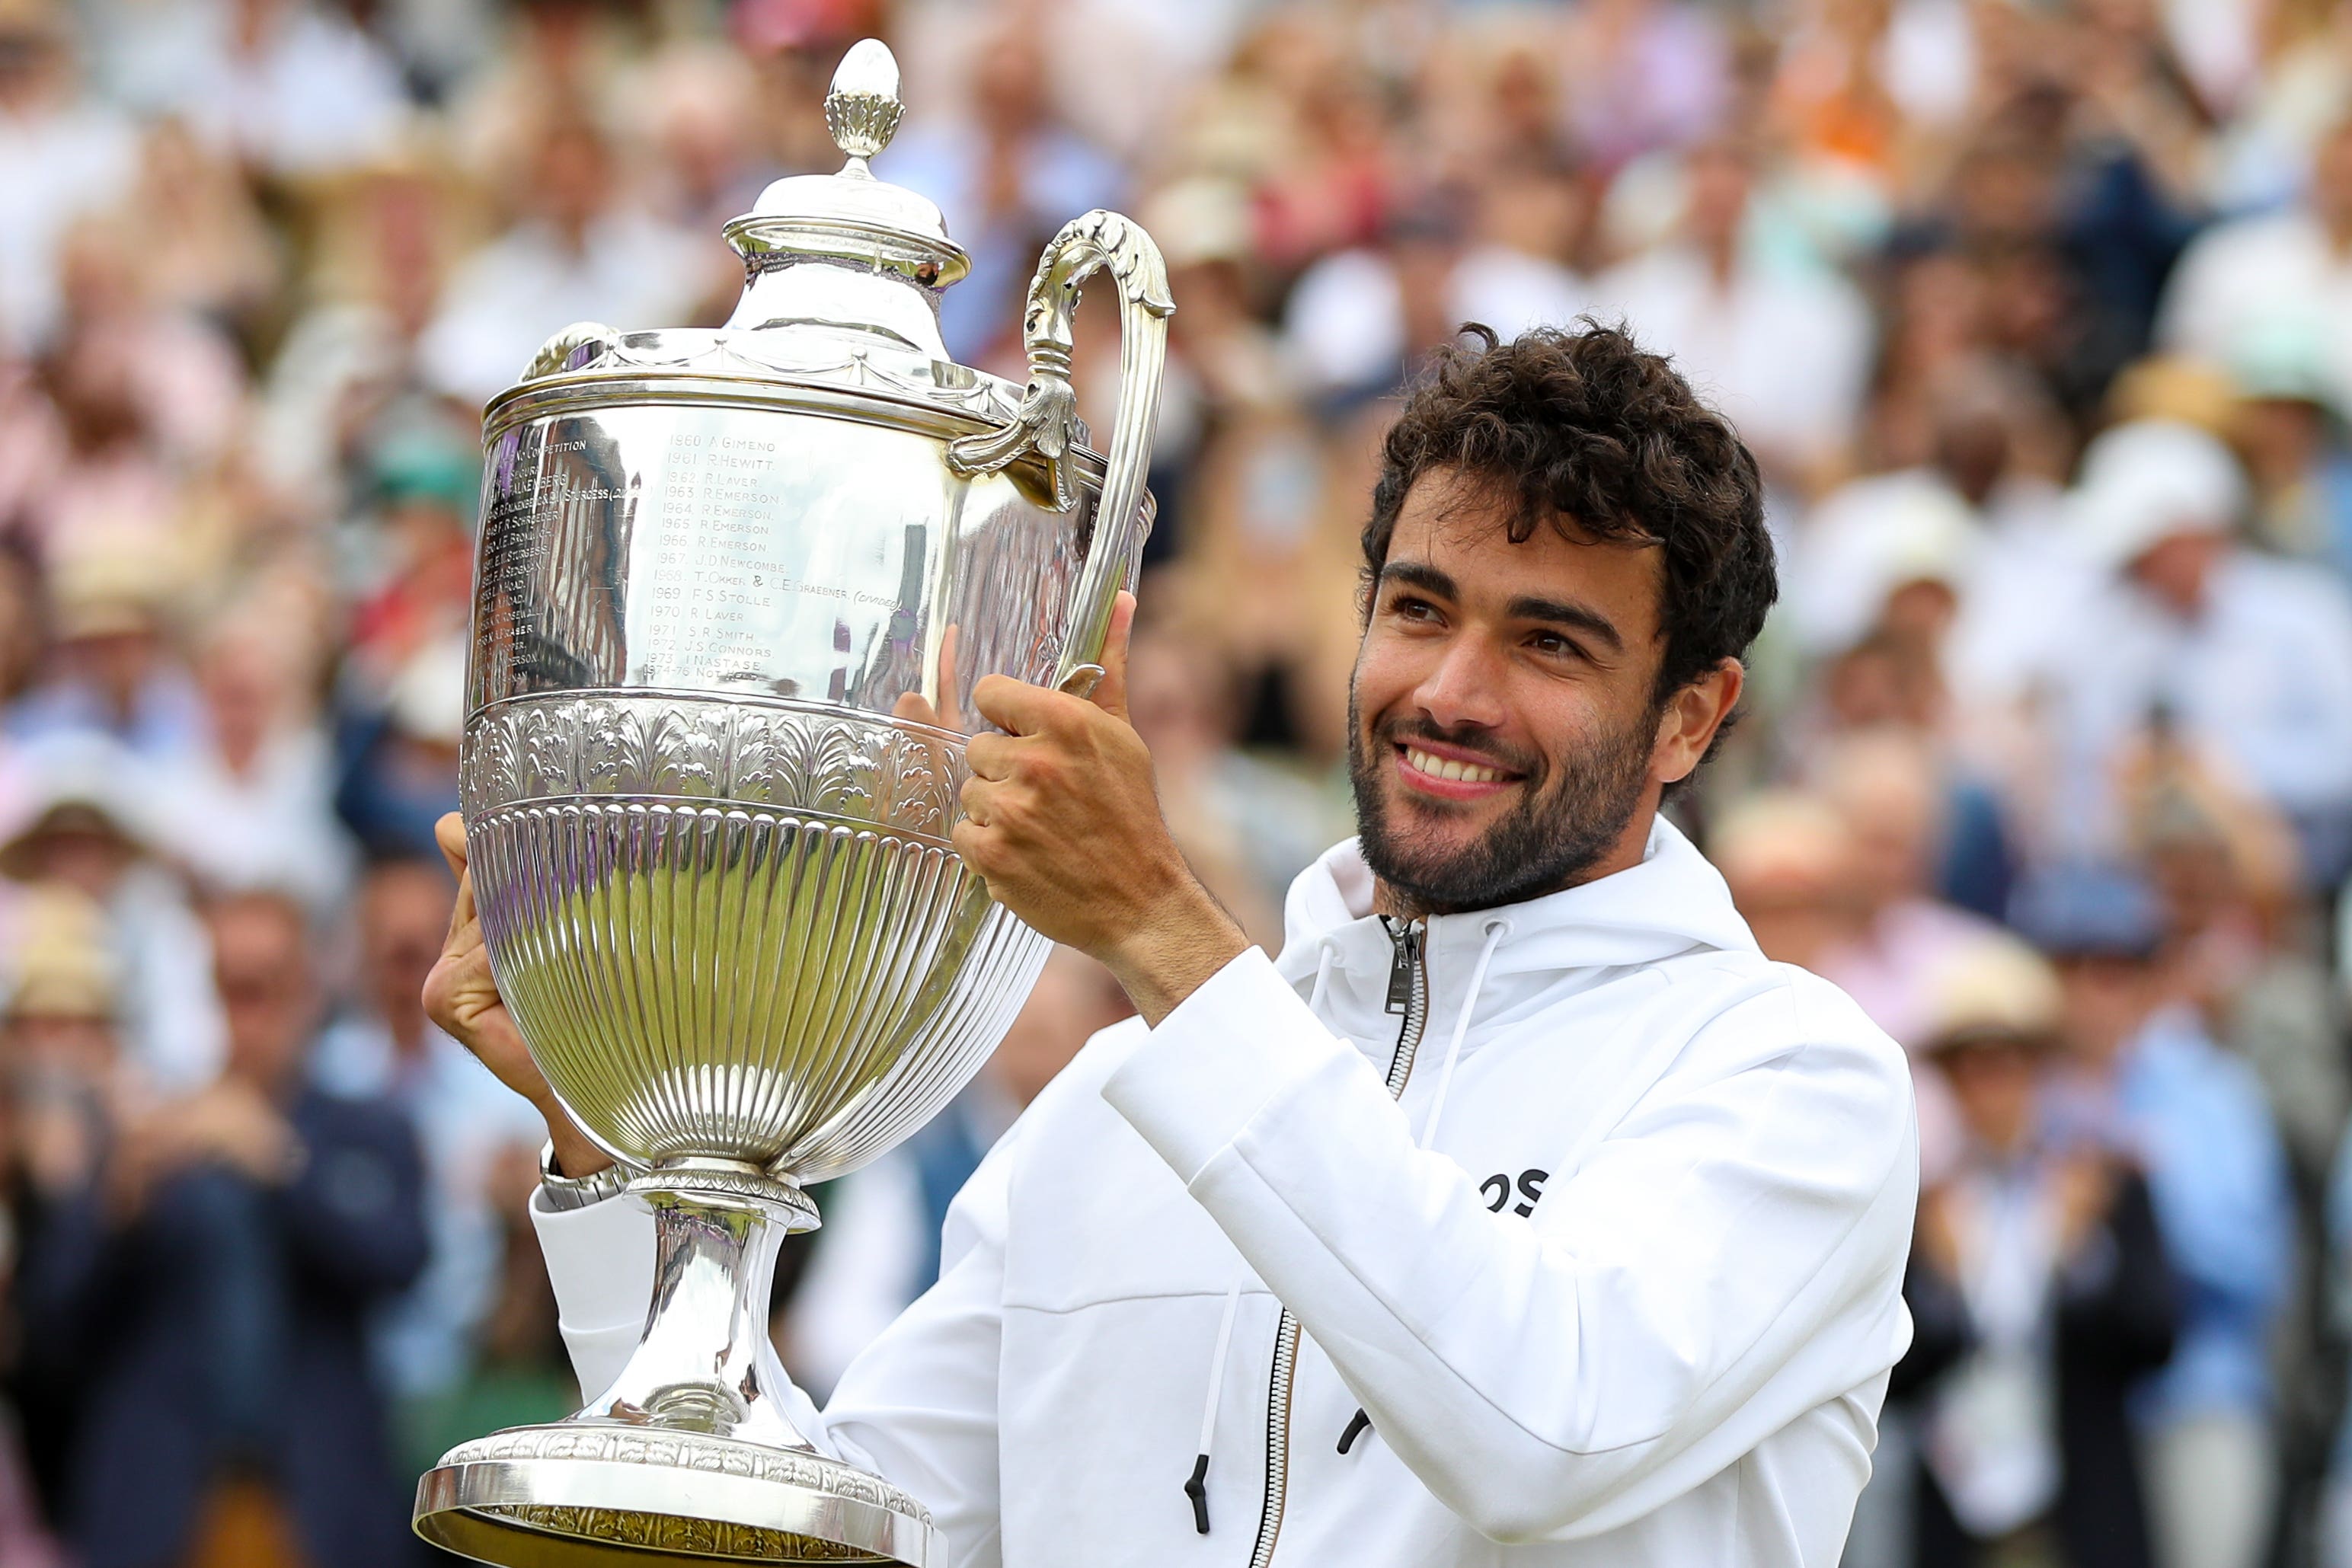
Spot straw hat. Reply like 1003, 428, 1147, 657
4, 883, 118, 1022
1919, 932, 2063, 1055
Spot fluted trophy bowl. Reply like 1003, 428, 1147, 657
414, 37, 1168, 1568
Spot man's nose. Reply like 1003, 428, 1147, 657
1414, 631, 1508, 733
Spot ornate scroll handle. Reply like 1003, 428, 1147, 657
945, 210, 1172, 696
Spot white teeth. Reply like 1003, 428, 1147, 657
1404, 746, 1504, 784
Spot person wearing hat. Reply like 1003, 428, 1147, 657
2018, 864, 2293, 1568
2044, 417, 2352, 887
0, 736, 222, 1092
12, 887, 427, 1568
4, 532, 204, 768
1903, 933, 2175, 1568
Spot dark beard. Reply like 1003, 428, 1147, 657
1347, 691, 1657, 915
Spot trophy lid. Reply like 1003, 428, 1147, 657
723, 40, 971, 292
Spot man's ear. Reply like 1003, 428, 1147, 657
1651, 658, 1745, 786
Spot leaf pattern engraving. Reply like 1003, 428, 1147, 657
462, 695, 965, 838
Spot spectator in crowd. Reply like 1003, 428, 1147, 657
0, 0, 136, 356
0, 739, 220, 1091
12, 888, 427, 1568
2158, 111, 2352, 403
2020, 865, 2296, 1568
2045, 418, 2352, 886
419, 107, 708, 406
1905, 933, 2176, 1568
1590, 137, 1874, 490
1807, 730, 2003, 1052
313, 854, 544, 1411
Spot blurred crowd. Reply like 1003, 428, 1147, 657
3, 0, 2352, 1563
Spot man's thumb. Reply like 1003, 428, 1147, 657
1089, 591, 1137, 721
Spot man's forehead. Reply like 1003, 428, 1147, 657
1390, 475, 1666, 634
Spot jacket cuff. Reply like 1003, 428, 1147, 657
1101, 947, 1355, 1186
530, 1184, 656, 1400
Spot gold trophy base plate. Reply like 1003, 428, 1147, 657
415, 1424, 935, 1566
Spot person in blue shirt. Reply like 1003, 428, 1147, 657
2016, 864, 2294, 1568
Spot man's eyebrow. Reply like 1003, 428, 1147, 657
1506, 594, 1625, 653
1379, 560, 1457, 599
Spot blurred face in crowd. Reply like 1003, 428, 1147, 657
0, 551, 40, 698
360, 859, 455, 1040
0, 17, 62, 112
66, 619, 167, 723
1125, 627, 1233, 772
17, 807, 135, 899
2312, 117, 2352, 238
2129, 530, 2225, 616
1348, 472, 1696, 912
209, 895, 318, 1092
2053, 952, 2151, 1066
1720, 829, 1859, 969
1822, 740, 1940, 912
531, 120, 615, 241
985, 949, 1132, 1110
1941, 1036, 2042, 1154
5, 1008, 117, 1087
1683, 143, 1751, 263
197, 631, 284, 773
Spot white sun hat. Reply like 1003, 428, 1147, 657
2068, 417, 2248, 571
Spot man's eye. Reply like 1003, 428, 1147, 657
1529, 631, 1579, 658
1392, 596, 1440, 622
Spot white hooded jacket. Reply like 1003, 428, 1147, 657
533, 817, 1919, 1567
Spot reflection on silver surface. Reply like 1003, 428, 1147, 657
417, 32, 1169, 1567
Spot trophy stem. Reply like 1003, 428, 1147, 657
577, 1165, 819, 1452
417, 1161, 939, 1566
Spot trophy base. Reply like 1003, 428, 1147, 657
415, 1425, 936, 1565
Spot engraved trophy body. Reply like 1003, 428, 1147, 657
411, 39, 1168, 1567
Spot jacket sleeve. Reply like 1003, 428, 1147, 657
1101, 948, 1918, 1544
531, 1132, 1015, 1568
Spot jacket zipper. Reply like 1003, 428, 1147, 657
1245, 918, 1427, 1568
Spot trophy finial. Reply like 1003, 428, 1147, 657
826, 38, 903, 171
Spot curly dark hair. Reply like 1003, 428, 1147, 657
1363, 321, 1776, 708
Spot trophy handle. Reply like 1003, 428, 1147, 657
945, 209, 1173, 696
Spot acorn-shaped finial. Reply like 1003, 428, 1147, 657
825, 39, 904, 172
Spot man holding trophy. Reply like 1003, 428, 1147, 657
414, 37, 1914, 1568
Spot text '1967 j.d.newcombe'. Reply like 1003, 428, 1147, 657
408, 36, 1171, 1568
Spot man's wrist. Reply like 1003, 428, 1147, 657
1101, 879, 1250, 1028
537, 1100, 616, 1182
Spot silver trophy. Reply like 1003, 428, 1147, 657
411, 38, 1168, 1567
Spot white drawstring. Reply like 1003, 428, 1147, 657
1303, 937, 1341, 1014
1417, 917, 1511, 1150
1185, 1280, 1244, 1532
1189, 937, 1342, 1531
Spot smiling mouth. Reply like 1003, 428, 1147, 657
1398, 743, 1517, 787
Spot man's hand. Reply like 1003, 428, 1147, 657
954, 593, 1248, 1025
427, 812, 613, 1177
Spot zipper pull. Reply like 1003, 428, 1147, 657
1337, 1408, 1373, 1455
1384, 922, 1418, 1014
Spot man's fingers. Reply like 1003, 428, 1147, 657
1091, 591, 1136, 722
964, 730, 1018, 781
434, 812, 478, 940
434, 811, 470, 880
972, 673, 1087, 738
